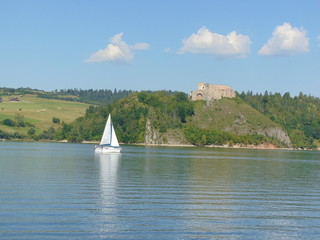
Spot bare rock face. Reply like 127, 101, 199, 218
144, 119, 187, 145
145, 118, 162, 145
258, 127, 292, 147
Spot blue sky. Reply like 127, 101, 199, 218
1, 0, 319, 96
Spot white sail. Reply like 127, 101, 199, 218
110, 124, 120, 147
96, 114, 121, 153
100, 114, 111, 145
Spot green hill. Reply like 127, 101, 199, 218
60, 91, 291, 148
188, 98, 291, 146
2, 88, 318, 149
239, 91, 320, 149
0, 94, 90, 139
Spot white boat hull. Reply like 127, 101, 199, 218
95, 146, 121, 153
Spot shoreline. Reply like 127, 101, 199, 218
129, 142, 293, 150
2, 139, 317, 151
81, 141, 311, 151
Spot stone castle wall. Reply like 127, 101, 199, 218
190, 82, 236, 101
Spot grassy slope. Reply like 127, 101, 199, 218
0, 94, 90, 135
189, 98, 278, 135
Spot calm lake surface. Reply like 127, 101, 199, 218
0, 142, 319, 239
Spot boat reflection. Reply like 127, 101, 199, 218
95, 153, 121, 234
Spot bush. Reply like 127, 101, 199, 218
28, 128, 36, 136
52, 117, 60, 124
2, 119, 14, 126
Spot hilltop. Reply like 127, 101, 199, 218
59, 91, 294, 148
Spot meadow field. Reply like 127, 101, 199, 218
0, 94, 90, 135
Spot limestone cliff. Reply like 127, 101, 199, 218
145, 118, 187, 145
257, 127, 291, 147
145, 118, 162, 144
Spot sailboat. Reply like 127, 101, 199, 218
95, 114, 121, 153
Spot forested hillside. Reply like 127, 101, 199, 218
239, 91, 320, 149
0, 87, 133, 105
57, 91, 194, 143
37, 88, 134, 105
1, 87, 320, 150
186, 98, 291, 147
58, 91, 293, 148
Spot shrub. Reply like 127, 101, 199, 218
2, 119, 14, 126
52, 117, 60, 124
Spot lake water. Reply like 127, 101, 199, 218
0, 142, 319, 239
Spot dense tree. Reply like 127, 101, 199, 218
37, 88, 134, 105
58, 91, 195, 143
239, 91, 320, 149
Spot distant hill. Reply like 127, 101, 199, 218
0, 87, 134, 105
0, 87, 132, 140
1, 87, 319, 149
189, 98, 291, 146
0, 93, 90, 140
239, 91, 320, 149
59, 91, 294, 148
37, 88, 134, 105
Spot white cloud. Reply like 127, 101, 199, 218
258, 23, 309, 56
131, 42, 149, 50
85, 33, 149, 63
178, 26, 251, 58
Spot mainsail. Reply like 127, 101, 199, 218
100, 114, 119, 147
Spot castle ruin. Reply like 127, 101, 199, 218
190, 82, 236, 101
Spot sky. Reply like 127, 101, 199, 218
0, 0, 320, 97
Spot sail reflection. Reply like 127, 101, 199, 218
95, 153, 121, 234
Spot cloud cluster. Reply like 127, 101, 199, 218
85, 23, 313, 64
258, 23, 309, 56
178, 27, 251, 58
85, 33, 149, 63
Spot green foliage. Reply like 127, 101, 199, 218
28, 128, 36, 136
52, 117, 60, 124
2, 87, 320, 150
1, 114, 35, 128
0, 129, 24, 139
2, 118, 15, 127
15, 114, 25, 127
60, 91, 195, 143
37, 88, 134, 105
184, 125, 270, 147
239, 91, 320, 149
39, 127, 56, 140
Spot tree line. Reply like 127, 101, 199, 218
55, 91, 287, 147
55, 91, 195, 143
37, 88, 134, 105
239, 91, 320, 149
1, 87, 320, 149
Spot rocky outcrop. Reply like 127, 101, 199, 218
145, 118, 162, 144
258, 127, 291, 147
144, 118, 187, 145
